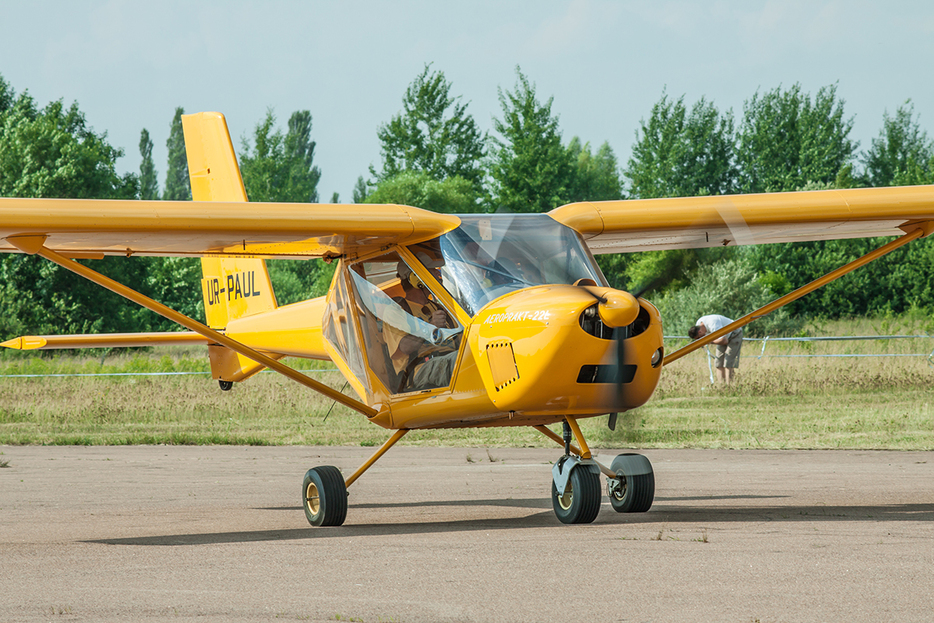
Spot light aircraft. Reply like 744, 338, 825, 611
2, 112, 933, 526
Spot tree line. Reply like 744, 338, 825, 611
2, 67, 934, 339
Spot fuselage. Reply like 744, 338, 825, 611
223, 214, 665, 430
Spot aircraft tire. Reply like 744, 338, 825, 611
608, 453, 655, 513
552, 463, 601, 524
302, 466, 348, 527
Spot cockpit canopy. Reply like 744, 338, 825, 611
324, 213, 609, 399
418, 213, 607, 316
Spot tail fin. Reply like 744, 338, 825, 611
182, 112, 277, 330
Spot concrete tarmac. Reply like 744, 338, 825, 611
1, 445, 933, 622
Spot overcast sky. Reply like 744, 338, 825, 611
3, 0, 933, 202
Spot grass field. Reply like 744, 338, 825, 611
2, 317, 933, 449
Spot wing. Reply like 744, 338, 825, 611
549, 185, 934, 254
0, 198, 460, 260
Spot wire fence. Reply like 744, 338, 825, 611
663, 334, 934, 384
2, 336, 933, 379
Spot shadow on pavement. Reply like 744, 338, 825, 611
84, 501, 934, 547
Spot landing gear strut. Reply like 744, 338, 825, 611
550, 420, 602, 524
538, 418, 655, 524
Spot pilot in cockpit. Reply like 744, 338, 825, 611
384, 253, 459, 392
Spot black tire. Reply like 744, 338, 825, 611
551, 463, 601, 524
302, 466, 347, 527
608, 453, 654, 513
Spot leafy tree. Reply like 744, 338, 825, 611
655, 257, 802, 337
743, 228, 934, 320
863, 100, 934, 187
0, 88, 137, 199
0, 74, 13, 115
612, 93, 737, 295
352, 176, 368, 203
566, 138, 623, 203
330, 192, 340, 203
488, 68, 574, 213
364, 170, 478, 213
139, 128, 159, 200
163, 107, 190, 201
372, 64, 485, 193
624, 93, 737, 199
737, 84, 856, 193
238, 109, 326, 303
240, 109, 321, 203
735, 85, 864, 318
0, 76, 173, 335
143, 257, 204, 323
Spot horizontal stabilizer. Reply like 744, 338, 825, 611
1, 332, 208, 351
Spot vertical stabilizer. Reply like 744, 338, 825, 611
182, 112, 277, 330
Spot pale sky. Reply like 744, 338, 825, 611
2, 0, 933, 202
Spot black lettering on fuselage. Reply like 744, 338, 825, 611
207, 278, 224, 306
216, 271, 262, 303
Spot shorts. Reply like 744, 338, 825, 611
714, 330, 742, 368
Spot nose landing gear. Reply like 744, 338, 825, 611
543, 418, 655, 524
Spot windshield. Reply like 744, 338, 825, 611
417, 214, 607, 316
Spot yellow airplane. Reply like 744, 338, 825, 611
2, 112, 934, 526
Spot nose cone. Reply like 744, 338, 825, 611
471, 285, 663, 416
582, 286, 640, 328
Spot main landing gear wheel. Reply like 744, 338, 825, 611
607, 453, 655, 513
552, 462, 602, 524
302, 466, 347, 527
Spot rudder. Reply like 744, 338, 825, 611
182, 112, 277, 330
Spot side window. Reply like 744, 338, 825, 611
349, 252, 462, 394
322, 268, 368, 391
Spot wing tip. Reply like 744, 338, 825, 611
1, 336, 46, 350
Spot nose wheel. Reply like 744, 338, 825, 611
551, 456, 602, 524
546, 420, 655, 523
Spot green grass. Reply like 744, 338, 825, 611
2, 318, 934, 449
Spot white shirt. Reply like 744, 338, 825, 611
696, 314, 740, 339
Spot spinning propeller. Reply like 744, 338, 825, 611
576, 283, 642, 430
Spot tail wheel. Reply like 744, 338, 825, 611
608, 453, 654, 513
552, 464, 601, 524
302, 466, 348, 527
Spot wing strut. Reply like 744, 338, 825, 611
5, 235, 377, 418
663, 222, 934, 367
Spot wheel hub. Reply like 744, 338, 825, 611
557, 481, 574, 510
607, 473, 628, 501
305, 481, 320, 515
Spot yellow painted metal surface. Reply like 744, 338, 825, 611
550, 185, 934, 254
0, 198, 460, 260
224, 297, 329, 360
182, 112, 249, 204
0, 332, 206, 350
200, 256, 277, 329
384, 284, 664, 430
